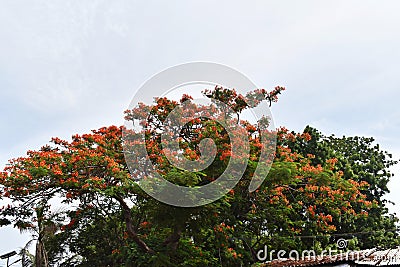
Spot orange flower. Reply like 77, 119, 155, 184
140, 221, 151, 228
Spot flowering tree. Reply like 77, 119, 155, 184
0, 86, 396, 266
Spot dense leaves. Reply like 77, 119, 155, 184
0, 86, 398, 266
281, 126, 399, 249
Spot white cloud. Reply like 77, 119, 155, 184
1, 0, 400, 252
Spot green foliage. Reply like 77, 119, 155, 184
282, 125, 400, 249
0, 88, 398, 266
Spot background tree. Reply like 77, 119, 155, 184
280, 125, 399, 249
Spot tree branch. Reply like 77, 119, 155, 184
113, 195, 154, 254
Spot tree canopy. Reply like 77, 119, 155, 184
0, 86, 398, 266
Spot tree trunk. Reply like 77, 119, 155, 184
163, 226, 182, 251
35, 240, 48, 267
114, 195, 154, 254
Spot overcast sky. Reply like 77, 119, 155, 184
1, 0, 400, 257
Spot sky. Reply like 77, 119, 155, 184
1, 0, 400, 260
